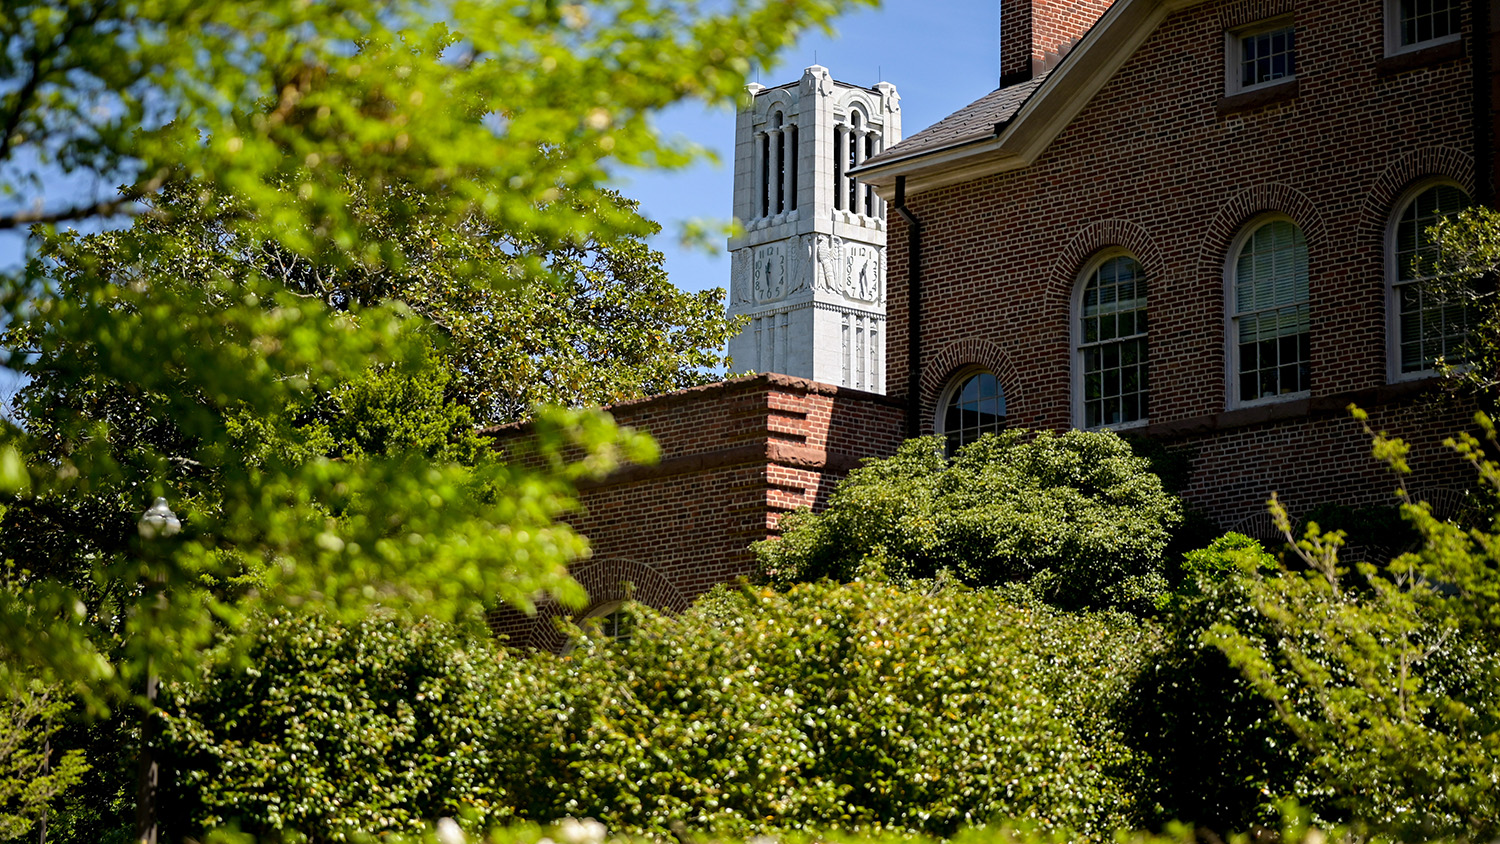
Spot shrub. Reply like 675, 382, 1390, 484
161, 612, 515, 841
1130, 534, 1319, 834
491, 582, 1161, 838
755, 431, 1183, 611
162, 584, 1161, 841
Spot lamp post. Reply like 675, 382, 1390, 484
135, 497, 179, 844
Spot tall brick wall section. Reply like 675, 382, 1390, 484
487, 374, 905, 649
1003, 0, 1117, 82
889, 0, 1485, 532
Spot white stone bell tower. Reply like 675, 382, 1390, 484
726, 66, 900, 393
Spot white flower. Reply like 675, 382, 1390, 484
556, 817, 607, 844
435, 817, 465, 844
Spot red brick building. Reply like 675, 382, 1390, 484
856, 0, 1494, 538
495, 0, 1499, 644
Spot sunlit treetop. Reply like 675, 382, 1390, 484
1, 0, 873, 271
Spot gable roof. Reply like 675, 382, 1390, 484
853, 0, 1207, 197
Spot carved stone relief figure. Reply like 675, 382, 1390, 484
814, 234, 842, 293
731, 248, 754, 305
880, 84, 900, 116
784, 235, 812, 297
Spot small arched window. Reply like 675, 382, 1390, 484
563, 600, 633, 654
1077, 254, 1148, 428
1390, 182, 1473, 377
938, 370, 1006, 456
1230, 218, 1310, 405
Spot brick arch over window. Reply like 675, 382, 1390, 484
1197, 183, 1327, 280
520, 557, 689, 652
1358, 146, 1474, 249
1047, 219, 1167, 303
919, 339, 1019, 435
1217, 0, 1294, 30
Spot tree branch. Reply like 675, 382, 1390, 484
0, 170, 169, 231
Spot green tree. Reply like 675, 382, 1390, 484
0, 0, 871, 698
0, 680, 89, 840
755, 431, 1183, 611
1204, 409, 1500, 839
31, 181, 742, 427
0, 0, 872, 836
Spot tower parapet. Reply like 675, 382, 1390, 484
727, 66, 900, 394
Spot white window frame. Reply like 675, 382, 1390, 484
935, 367, 1007, 456
1386, 179, 1473, 381
1225, 214, 1312, 408
1224, 17, 1297, 96
1072, 250, 1150, 431
1384, 0, 1462, 56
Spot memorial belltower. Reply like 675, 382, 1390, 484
726, 66, 901, 394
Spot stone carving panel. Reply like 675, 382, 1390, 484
814, 235, 841, 294
730, 247, 754, 306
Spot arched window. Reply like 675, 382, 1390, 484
563, 600, 633, 654
1077, 254, 1148, 428
938, 370, 1006, 455
1230, 218, 1310, 404
1390, 183, 1473, 377
848, 111, 862, 211
772, 111, 786, 215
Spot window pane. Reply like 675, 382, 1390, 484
1395, 185, 1474, 372
942, 372, 1007, 456
1241, 26, 1296, 87
1233, 220, 1309, 400
1079, 256, 1149, 427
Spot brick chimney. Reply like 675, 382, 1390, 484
1000, 0, 1117, 86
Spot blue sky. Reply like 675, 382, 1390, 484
1, 1, 1002, 408
621, 0, 1002, 294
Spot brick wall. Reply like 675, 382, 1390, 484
487, 374, 905, 649
1002, 0, 1118, 83
890, 0, 1484, 532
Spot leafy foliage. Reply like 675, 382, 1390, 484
755, 431, 1183, 611
185, 815, 1437, 844
0, 0, 870, 260
25, 182, 741, 429
0, 0, 872, 705
161, 584, 1161, 841
1424, 206, 1500, 393
1, 2, 874, 836
1205, 408, 1500, 839
163, 612, 513, 842
0, 680, 90, 839
1129, 534, 1319, 835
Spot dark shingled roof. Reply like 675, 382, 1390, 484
863, 73, 1049, 167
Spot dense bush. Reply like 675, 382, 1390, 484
1206, 464, 1500, 840
1128, 534, 1320, 834
755, 431, 1183, 610
162, 612, 515, 841
162, 584, 1161, 841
